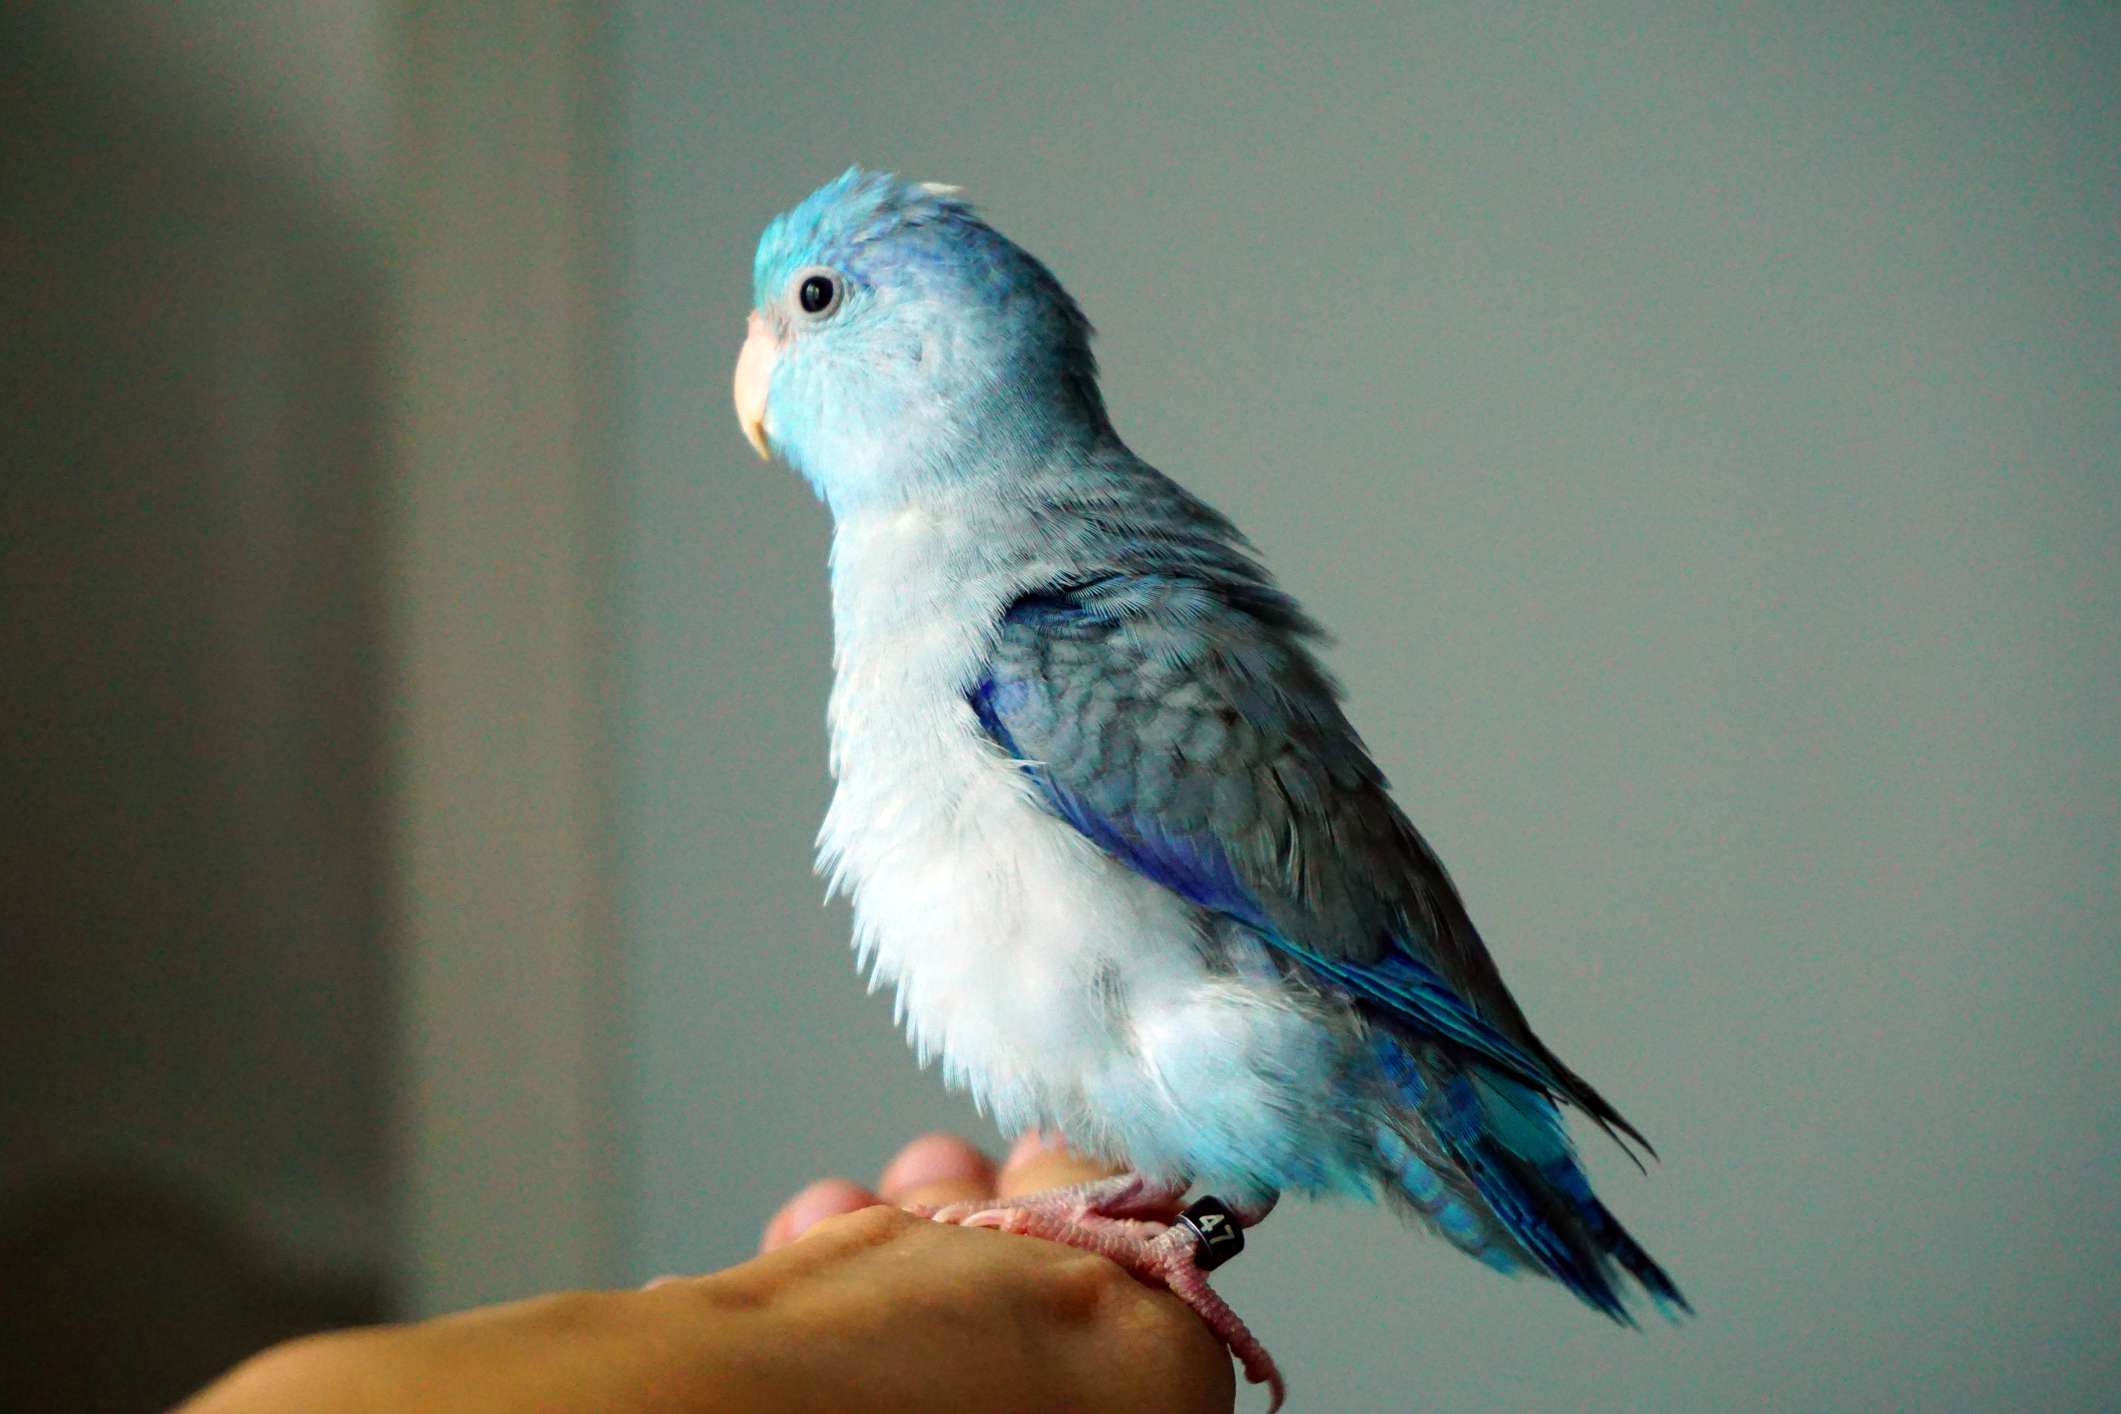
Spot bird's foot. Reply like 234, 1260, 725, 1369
916, 1175, 1286, 1410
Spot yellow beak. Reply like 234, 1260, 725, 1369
733, 310, 777, 459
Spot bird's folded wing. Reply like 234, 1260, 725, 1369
969, 573, 1570, 1098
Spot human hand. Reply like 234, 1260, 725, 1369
743, 1130, 1232, 1411
181, 1133, 1233, 1414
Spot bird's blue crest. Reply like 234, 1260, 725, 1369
751, 167, 975, 311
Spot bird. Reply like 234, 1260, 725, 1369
732, 168, 1686, 1408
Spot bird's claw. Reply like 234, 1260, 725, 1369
920, 1178, 1286, 1410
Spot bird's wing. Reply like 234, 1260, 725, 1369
971, 573, 1648, 1153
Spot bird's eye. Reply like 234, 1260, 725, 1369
796, 270, 839, 317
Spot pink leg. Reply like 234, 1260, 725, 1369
917, 1177, 1287, 1411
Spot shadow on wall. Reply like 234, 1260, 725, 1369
1, 13, 392, 1408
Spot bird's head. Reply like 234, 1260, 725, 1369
734, 167, 1106, 512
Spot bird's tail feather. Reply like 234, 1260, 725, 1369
1372, 1032, 1689, 1320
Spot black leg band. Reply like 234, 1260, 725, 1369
1177, 1196, 1245, 1271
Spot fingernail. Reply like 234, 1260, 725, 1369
880, 1133, 989, 1197
781, 1178, 873, 1243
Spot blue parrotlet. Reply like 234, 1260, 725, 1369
733, 169, 1686, 1407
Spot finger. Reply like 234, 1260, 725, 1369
995, 1130, 1124, 1199
876, 1132, 998, 1210
762, 1177, 879, 1253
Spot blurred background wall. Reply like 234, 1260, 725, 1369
2, 3, 2117, 1412
1, 6, 395, 1409
1, 4, 612, 1407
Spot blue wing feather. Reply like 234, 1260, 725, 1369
974, 675, 1268, 927
975, 669, 1563, 1091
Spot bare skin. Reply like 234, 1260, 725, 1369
182, 1135, 1234, 1414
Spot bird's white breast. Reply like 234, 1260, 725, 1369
816, 500, 1329, 1172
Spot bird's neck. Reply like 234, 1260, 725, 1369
805, 378, 1112, 520
827, 491, 1005, 651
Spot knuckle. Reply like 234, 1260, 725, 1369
811, 1201, 910, 1247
